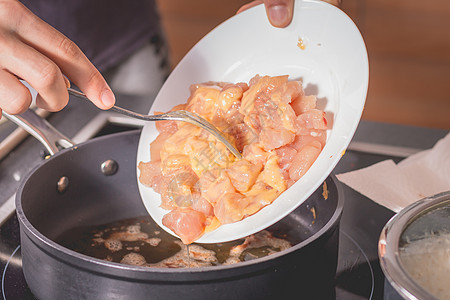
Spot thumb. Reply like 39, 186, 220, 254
264, 0, 294, 28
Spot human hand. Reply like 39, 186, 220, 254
237, 0, 342, 28
0, 0, 115, 119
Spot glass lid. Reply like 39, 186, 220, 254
398, 198, 450, 300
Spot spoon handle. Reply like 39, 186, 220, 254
67, 88, 153, 121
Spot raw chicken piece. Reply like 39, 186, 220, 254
226, 159, 262, 193
239, 75, 299, 166
259, 127, 295, 151
162, 208, 207, 244
226, 156, 286, 220
254, 155, 287, 194
218, 84, 244, 111
291, 131, 327, 150
163, 168, 199, 208
244, 94, 297, 135
170, 103, 187, 111
241, 182, 280, 217
271, 80, 304, 104
242, 143, 270, 165
160, 125, 202, 161
289, 141, 322, 181
188, 136, 233, 176
199, 171, 235, 205
185, 86, 221, 122
191, 193, 214, 216
150, 132, 170, 161
154, 166, 197, 210
252, 97, 296, 132
159, 192, 177, 210
295, 109, 328, 135
155, 116, 178, 135
138, 161, 163, 193
160, 154, 191, 175
214, 193, 246, 224
224, 123, 258, 152
275, 146, 297, 173
291, 95, 317, 115
240, 75, 289, 115
206, 83, 246, 128
212, 101, 243, 128
161, 123, 234, 177
154, 104, 186, 134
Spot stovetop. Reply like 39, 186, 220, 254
0, 93, 448, 300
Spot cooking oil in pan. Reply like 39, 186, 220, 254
55, 216, 292, 268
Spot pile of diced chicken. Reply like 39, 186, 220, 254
138, 75, 327, 244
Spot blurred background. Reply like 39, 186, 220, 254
155, 0, 450, 130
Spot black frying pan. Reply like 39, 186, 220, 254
9, 110, 344, 300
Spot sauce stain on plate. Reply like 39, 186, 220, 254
297, 37, 306, 50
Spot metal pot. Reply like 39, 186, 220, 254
9, 110, 344, 300
379, 191, 450, 300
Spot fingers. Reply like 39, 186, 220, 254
0, 32, 70, 112
263, 0, 294, 28
0, 68, 32, 114
0, 0, 114, 113
13, 6, 115, 109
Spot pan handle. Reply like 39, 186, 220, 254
2, 109, 74, 155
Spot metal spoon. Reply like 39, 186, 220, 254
67, 88, 242, 159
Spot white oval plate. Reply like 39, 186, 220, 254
137, 0, 368, 243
